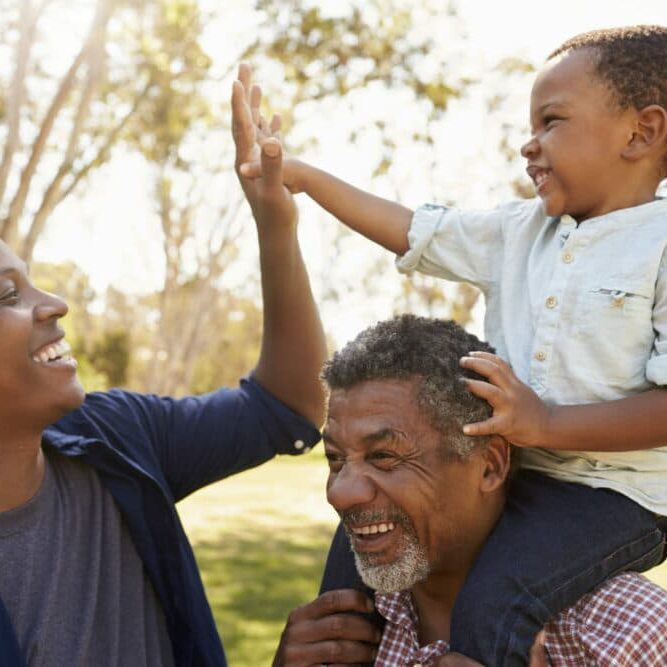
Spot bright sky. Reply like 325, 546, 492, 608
36, 0, 667, 344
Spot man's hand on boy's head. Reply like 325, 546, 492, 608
459, 351, 552, 448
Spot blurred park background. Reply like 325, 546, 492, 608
1, 0, 666, 664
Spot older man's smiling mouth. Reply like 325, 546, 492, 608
351, 522, 396, 537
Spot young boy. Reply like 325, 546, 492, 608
239, 26, 667, 665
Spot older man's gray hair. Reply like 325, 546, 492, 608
321, 314, 494, 459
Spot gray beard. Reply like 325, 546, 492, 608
343, 510, 431, 593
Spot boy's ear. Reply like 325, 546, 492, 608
622, 104, 667, 164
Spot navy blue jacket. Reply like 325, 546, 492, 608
0, 377, 320, 667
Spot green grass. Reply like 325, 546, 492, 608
176, 450, 338, 666
177, 451, 667, 665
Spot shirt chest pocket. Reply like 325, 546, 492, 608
574, 280, 655, 382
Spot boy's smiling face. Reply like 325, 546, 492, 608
522, 49, 642, 222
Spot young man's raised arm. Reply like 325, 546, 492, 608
232, 65, 327, 427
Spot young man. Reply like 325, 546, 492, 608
0, 65, 327, 666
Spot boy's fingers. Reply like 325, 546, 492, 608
239, 160, 262, 179
460, 356, 509, 387
469, 350, 512, 370
271, 113, 282, 134
462, 378, 503, 405
463, 417, 503, 437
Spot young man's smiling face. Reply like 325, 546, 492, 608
522, 48, 642, 222
323, 378, 490, 593
0, 241, 84, 435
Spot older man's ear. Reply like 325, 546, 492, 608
478, 435, 511, 493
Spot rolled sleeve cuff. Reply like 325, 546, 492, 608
646, 354, 667, 386
395, 204, 447, 274
242, 375, 321, 455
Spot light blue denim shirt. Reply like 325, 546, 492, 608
397, 197, 667, 513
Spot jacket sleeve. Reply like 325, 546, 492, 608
51, 375, 321, 501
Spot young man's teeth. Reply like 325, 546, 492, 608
33, 339, 72, 363
354, 522, 396, 535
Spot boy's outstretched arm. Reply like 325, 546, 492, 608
232, 66, 327, 427
460, 351, 667, 452
237, 64, 413, 256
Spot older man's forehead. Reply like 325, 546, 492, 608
325, 379, 430, 446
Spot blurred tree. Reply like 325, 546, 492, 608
244, 0, 482, 328
0, 0, 215, 261
91, 329, 131, 386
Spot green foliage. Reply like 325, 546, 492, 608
190, 299, 263, 395
250, 1, 460, 112
91, 329, 131, 386
114, 0, 214, 163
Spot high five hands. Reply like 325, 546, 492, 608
234, 63, 303, 195
231, 63, 298, 227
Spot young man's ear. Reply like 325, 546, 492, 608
622, 104, 667, 164
479, 435, 510, 493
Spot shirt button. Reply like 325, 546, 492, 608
294, 440, 305, 450
562, 252, 573, 263
545, 296, 558, 309
534, 350, 547, 362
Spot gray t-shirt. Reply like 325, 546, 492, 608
0, 450, 175, 666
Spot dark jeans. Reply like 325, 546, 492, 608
319, 470, 666, 667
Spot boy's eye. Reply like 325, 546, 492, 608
543, 115, 561, 128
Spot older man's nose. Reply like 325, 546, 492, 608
327, 465, 375, 512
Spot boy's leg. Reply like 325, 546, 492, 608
449, 470, 666, 667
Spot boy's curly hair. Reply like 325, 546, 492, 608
550, 26, 667, 175
549, 25, 667, 114
321, 314, 494, 459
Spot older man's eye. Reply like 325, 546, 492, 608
369, 451, 398, 469
325, 451, 344, 471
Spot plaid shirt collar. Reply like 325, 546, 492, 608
375, 590, 449, 667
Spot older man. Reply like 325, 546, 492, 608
274, 315, 667, 667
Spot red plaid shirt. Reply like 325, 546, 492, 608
375, 573, 667, 666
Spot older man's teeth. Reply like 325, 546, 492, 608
33, 339, 72, 363
353, 522, 395, 536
